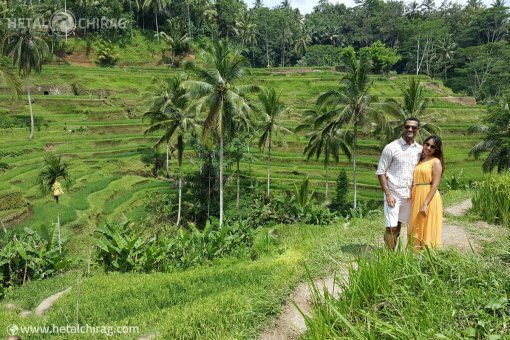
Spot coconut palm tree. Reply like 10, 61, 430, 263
0, 62, 22, 96
122, 0, 140, 40
37, 154, 71, 253
143, 75, 200, 225
184, 39, 253, 226
380, 77, 441, 145
3, 28, 48, 140
234, 13, 258, 65
258, 87, 291, 198
158, 20, 190, 67
469, 96, 510, 173
317, 51, 385, 209
143, 0, 169, 41
294, 24, 311, 58
298, 106, 352, 199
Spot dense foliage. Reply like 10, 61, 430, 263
472, 171, 510, 227
0, 227, 70, 298
94, 219, 258, 272
0, 0, 508, 99
305, 248, 510, 338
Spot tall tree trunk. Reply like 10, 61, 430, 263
266, 130, 272, 198
236, 160, 240, 208
57, 206, 61, 253
64, 0, 68, 43
166, 142, 170, 178
207, 163, 211, 217
187, 2, 192, 39
325, 163, 329, 199
219, 102, 224, 227
27, 85, 34, 141
155, 13, 159, 41
129, 0, 134, 41
219, 133, 224, 226
265, 31, 270, 68
353, 125, 358, 209
416, 35, 420, 75
177, 137, 183, 226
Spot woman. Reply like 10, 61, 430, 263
408, 135, 444, 250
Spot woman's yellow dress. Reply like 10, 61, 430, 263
408, 158, 443, 249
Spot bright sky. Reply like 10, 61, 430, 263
245, 0, 496, 14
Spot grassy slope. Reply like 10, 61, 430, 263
0, 217, 380, 339
0, 65, 484, 258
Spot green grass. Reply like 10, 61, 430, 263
304, 247, 510, 339
0, 218, 380, 339
0, 66, 486, 256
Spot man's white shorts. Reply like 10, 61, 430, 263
384, 196, 411, 227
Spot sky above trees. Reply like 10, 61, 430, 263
246, 0, 496, 14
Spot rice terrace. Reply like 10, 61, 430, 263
0, 0, 510, 338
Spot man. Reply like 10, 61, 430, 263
376, 117, 423, 250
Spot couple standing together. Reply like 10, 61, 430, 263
377, 117, 444, 251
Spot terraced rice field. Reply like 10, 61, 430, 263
0, 65, 484, 254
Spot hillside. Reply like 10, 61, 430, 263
0, 65, 484, 255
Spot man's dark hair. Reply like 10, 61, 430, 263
404, 117, 420, 126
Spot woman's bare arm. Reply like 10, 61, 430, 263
421, 159, 443, 216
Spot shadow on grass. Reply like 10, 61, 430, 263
340, 243, 379, 260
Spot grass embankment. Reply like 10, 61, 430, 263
304, 189, 510, 339
305, 248, 510, 339
0, 218, 379, 339
0, 66, 484, 257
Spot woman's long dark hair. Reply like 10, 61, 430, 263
420, 135, 445, 175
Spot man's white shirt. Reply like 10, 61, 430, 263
376, 137, 423, 199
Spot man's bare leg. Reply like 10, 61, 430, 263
384, 222, 402, 250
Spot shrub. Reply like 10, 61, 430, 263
302, 45, 345, 66
444, 169, 474, 191
94, 39, 118, 67
0, 226, 70, 296
244, 179, 338, 227
95, 222, 168, 273
305, 248, 510, 338
359, 40, 401, 74
472, 171, 510, 226
329, 170, 349, 215
94, 219, 257, 272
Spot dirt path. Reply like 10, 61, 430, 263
445, 199, 472, 216
423, 82, 477, 106
260, 273, 345, 340
260, 199, 478, 339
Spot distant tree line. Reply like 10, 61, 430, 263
0, 0, 509, 99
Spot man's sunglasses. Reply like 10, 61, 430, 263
404, 125, 418, 130
424, 142, 437, 149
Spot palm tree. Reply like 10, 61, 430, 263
258, 87, 291, 198
294, 24, 311, 58
234, 13, 258, 65
3, 28, 48, 140
299, 106, 352, 199
0, 62, 22, 96
143, 75, 200, 225
123, 0, 140, 41
184, 39, 253, 226
279, 26, 293, 67
381, 77, 441, 145
158, 20, 190, 67
317, 51, 385, 208
143, 0, 169, 41
37, 154, 71, 253
469, 97, 510, 173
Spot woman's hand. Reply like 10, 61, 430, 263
421, 203, 428, 216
